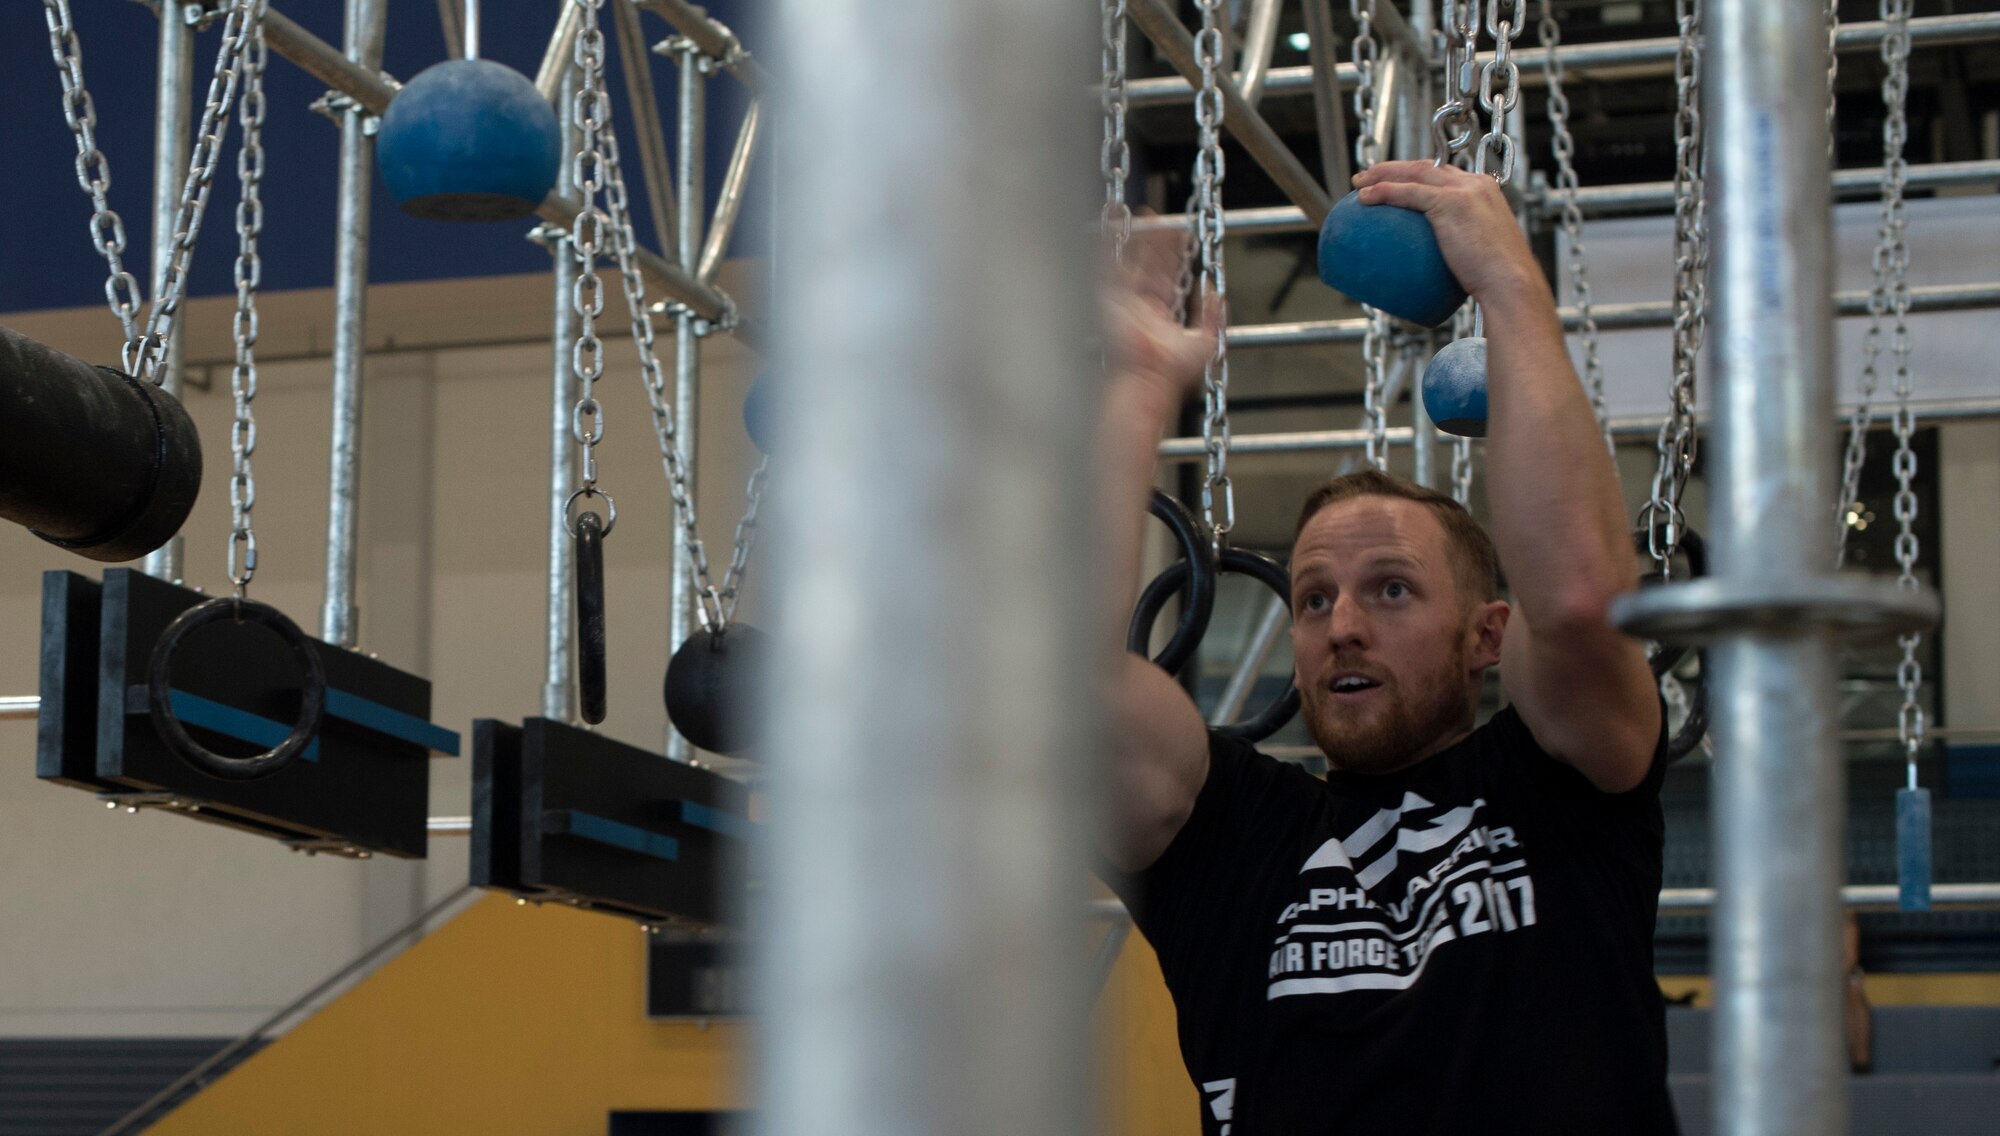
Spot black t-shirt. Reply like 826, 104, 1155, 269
1109, 707, 1674, 1136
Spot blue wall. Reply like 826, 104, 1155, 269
3, 1, 765, 317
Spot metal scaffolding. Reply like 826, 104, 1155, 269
96, 1, 1995, 1132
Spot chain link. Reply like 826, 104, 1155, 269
1351, 0, 1381, 172
43, 0, 142, 346
1448, 308, 1477, 503
1837, 0, 1912, 571
1431, 0, 1482, 167
592, 39, 767, 631
1475, 0, 1526, 180
1872, 0, 1926, 774
568, 0, 613, 527
1361, 311, 1391, 470
1194, 0, 1234, 547
1640, 0, 1705, 574
226, 1, 269, 596
45, 0, 258, 385
1101, 0, 1132, 260
1538, 0, 1612, 455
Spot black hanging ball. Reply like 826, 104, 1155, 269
664, 623, 768, 757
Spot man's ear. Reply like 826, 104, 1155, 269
1468, 600, 1509, 670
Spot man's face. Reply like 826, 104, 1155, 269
1288, 496, 1503, 775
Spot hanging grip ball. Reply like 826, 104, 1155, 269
376, 59, 561, 222
665, 623, 769, 757
1421, 336, 1489, 438
1316, 190, 1468, 329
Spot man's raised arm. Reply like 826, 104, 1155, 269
1351, 162, 1660, 792
1097, 233, 1219, 871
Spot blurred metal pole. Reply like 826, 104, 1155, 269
698, 100, 761, 284
1705, 4, 1846, 1131
1299, 0, 1351, 192
760, 0, 1097, 1132
1236, 0, 1284, 106
1397, 0, 1437, 489
611, 0, 679, 255
543, 63, 582, 724
665, 42, 706, 763
1211, 596, 1287, 726
141, 1, 196, 584
321, 0, 387, 648
533, 0, 588, 104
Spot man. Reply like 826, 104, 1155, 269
1099, 161, 1674, 1134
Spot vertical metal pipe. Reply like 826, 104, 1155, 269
544, 64, 582, 724
141, 0, 195, 584
322, 0, 387, 648
1396, 2, 1439, 489
1300, 0, 1352, 192
1237, 0, 1285, 106
611, 0, 680, 256
1705, 0, 1846, 1132
761, 0, 1097, 1133
698, 100, 761, 283
665, 45, 705, 762
1211, 596, 1288, 726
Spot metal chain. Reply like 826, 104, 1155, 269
596, 72, 767, 631
1361, 311, 1391, 470
567, 0, 614, 538
1475, 0, 1526, 181
1351, 0, 1381, 172
1351, 0, 1391, 466
1431, 0, 1482, 168
1194, 0, 1235, 547
1101, 0, 1132, 260
1449, 308, 1476, 503
43, 0, 141, 346
45, 0, 258, 385
1538, 0, 1612, 455
1837, 0, 1913, 569
1641, 0, 1704, 574
1873, 0, 1925, 778
226, 1, 269, 597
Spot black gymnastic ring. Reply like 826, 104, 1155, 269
1633, 526, 1709, 763
576, 509, 608, 725
146, 596, 326, 782
1130, 548, 1302, 744
1125, 490, 1218, 676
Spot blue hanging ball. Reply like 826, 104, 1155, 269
1316, 190, 1469, 328
743, 376, 773, 454
1422, 336, 1489, 438
376, 59, 561, 222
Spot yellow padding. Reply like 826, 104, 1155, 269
152, 896, 743, 1136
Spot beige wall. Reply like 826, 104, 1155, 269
0, 270, 760, 1036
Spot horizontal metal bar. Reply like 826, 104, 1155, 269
264, 7, 398, 112
0, 696, 41, 721
1139, 161, 2000, 235
1123, 11, 2000, 108
1161, 392, 2000, 461
1159, 425, 1410, 461
1228, 282, 2000, 349
1126, 0, 1332, 227
263, 7, 743, 330
1553, 159, 2000, 217
633, 0, 767, 91
1091, 883, 2000, 924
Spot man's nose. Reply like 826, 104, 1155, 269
1328, 592, 1369, 648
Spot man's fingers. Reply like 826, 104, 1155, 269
1355, 179, 1443, 213
1352, 160, 1474, 191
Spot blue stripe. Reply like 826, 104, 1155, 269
161, 690, 321, 763
324, 689, 460, 755
681, 800, 755, 841
545, 810, 681, 862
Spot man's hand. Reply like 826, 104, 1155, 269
1104, 225, 1219, 406
1351, 161, 1541, 305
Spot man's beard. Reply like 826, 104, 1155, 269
1303, 641, 1476, 775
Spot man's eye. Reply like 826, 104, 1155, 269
1383, 581, 1409, 600
1301, 593, 1330, 613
